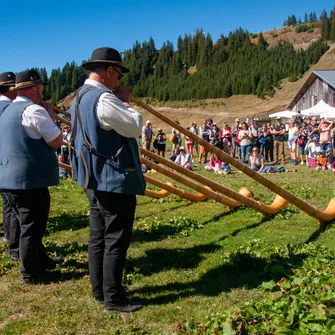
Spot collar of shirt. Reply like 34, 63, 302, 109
85, 79, 110, 91
13, 96, 32, 103
0, 95, 12, 101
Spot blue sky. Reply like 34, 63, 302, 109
1, 0, 333, 75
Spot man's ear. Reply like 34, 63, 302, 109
106, 66, 113, 78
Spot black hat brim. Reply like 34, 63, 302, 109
0, 82, 16, 87
15, 82, 49, 90
82, 60, 129, 73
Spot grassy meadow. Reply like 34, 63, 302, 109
1, 155, 335, 334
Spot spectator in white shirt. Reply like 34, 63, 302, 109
306, 138, 321, 168
175, 146, 193, 170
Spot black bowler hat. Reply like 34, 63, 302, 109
15, 69, 48, 89
0, 72, 16, 87
82, 47, 129, 73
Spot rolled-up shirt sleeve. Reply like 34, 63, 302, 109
22, 105, 61, 142
97, 92, 143, 138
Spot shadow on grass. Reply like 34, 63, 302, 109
46, 241, 88, 257
135, 202, 194, 221
46, 241, 89, 273
304, 221, 335, 243
130, 246, 307, 305
130, 243, 222, 276
46, 214, 88, 234
201, 208, 240, 225
59, 271, 88, 282
133, 209, 237, 243
218, 215, 270, 242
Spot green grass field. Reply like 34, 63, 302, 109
1, 159, 335, 334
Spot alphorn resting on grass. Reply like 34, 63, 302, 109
133, 96, 335, 224
145, 181, 173, 199
145, 175, 213, 202
142, 154, 286, 215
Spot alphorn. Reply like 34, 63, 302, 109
145, 181, 174, 198
52, 105, 71, 118
145, 188, 171, 199
142, 157, 254, 210
145, 176, 212, 202
52, 105, 71, 126
56, 114, 71, 126
132, 96, 335, 224
142, 153, 286, 215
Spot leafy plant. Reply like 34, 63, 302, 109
135, 216, 204, 238
176, 243, 335, 334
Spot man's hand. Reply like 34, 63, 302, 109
116, 84, 131, 103
41, 101, 56, 120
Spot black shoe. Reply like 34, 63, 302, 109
10, 255, 20, 262
104, 302, 144, 313
40, 256, 63, 270
23, 270, 61, 284
94, 294, 104, 304
2, 234, 9, 243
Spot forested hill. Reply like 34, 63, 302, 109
121, 31, 327, 101
37, 7, 335, 106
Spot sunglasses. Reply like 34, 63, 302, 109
113, 67, 123, 80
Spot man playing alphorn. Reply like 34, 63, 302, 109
0, 70, 63, 284
71, 47, 145, 312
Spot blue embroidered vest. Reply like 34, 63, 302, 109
0, 100, 11, 117
71, 84, 146, 195
0, 101, 59, 189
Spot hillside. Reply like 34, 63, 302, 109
250, 25, 322, 50
130, 44, 335, 130
57, 28, 335, 131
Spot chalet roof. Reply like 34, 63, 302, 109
287, 70, 335, 110
313, 70, 335, 88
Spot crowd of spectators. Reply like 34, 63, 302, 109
141, 115, 335, 174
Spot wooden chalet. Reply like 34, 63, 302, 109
287, 70, 335, 112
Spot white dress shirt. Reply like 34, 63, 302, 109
0, 95, 11, 101
13, 96, 61, 142
84, 79, 142, 138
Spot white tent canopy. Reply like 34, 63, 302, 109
299, 99, 335, 116
321, 111, 335, 119
269, 111, 298, 119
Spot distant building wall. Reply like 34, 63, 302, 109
291, 78, 335, 112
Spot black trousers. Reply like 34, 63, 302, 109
264, 142, 274, 162
1, 193, 11, 237
85, 189, 136, 306
1, 193, 20, 258
5, 188, 50, 280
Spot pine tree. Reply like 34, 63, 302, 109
258, 32, 269, 49
313, 12, 317, 22
320, 10, 330, 39
304, 13, 308, 23
291, 14, 297, 25
331, 9, 335, 41
309, 12, 314, 23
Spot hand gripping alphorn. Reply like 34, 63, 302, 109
131, 96, 335, 224
142, 150, 285, 214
